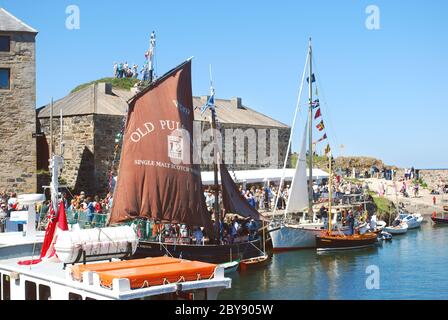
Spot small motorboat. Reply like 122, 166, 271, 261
431, 211, 448, 225
219, 260, 240, 274
315, 232, 378, 251
395, 212, 423, 229
239, 254, 270, 271
384, 221, 408, 235
380, 231, 392, 241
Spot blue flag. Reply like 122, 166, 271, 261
201, 90, 215, 115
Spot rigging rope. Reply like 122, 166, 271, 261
272, 47, 309, 222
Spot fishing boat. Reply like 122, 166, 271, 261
316, 232, 378, 251
219, 260, 240, 274
315, 146, 378, 251
394, 212, 423, 229
268, 38, 350, 250
384, 221, 408, 235
431, 210, 448, 224
239, 254, 270, 271
108, 57, 267, 264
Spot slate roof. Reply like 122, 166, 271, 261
37, 82, 288, 128
0, 8, 38, 33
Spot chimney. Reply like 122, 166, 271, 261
97, 82, 113, 95
231, 97, 242, 109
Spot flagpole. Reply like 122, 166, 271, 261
308, 38, 314, 218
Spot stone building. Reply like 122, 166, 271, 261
0, 8, 38, 193
36, 82, 290, 196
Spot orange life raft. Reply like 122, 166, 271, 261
71, 256, 181, 281
71, 257, 217, 289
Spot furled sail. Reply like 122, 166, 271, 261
219, 163, 263, 220
285, 122, 309, 213
110, 60, 213, 235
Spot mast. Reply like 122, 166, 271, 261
328, 151, 332, 233
148, 31, 156, 83
60, 109, 64, 156
308, 38, 314, 217
50, 98, 54, 156
209, 65, 220, 242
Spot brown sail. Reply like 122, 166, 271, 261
219, 163, 264, 221
110, 60, 213, 235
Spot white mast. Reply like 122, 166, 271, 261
307, 38, 314, 217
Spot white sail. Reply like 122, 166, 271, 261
285, 121, 309, 214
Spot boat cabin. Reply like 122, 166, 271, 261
0, 256, 231, 300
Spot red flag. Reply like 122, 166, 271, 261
314, 108, 321, 119
18, 201, 68, 265
316, 120, 325, 131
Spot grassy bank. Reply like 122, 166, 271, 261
71, 77, 139, 93
369, 191, 395, 223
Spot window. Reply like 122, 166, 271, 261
2, 274, 11, 300
69, 292, 83, 300
25, 280, 37, 300
0, 68, 10, 89
39, 284, 51, 300
0, 36, 10, 52
85, 297, 96, 300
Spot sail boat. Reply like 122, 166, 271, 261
268, 38, 349, 250
109, 58, 267, 264
315, 153, 378, 251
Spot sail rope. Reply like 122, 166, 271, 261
248, 239, 266, 256
311, 54, 340, 155
271, 48, 309, 223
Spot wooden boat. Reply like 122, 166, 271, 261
219, 260, 240, 274
239, 254, 270, 271
108, 58, 268, 264
316, 232, 378, 251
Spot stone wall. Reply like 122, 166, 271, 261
94, 114, 124, 196
0, 32, 37, 193
37, 114, 290, 196
418, 169, 448, 189
195, 121, 290, 172
38, 115, 95, 195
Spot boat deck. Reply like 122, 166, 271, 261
0, 255, 231, 300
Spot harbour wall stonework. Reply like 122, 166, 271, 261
0, 32, 37, 193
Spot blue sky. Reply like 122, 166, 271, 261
1, 0, 447, 168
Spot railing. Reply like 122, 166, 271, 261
65, 209, 108, 229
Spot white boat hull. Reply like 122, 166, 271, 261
384, 223, 408, 235
269, 223, 349, 250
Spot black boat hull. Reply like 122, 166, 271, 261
431, 217, 448, 224
133, 238, 270, 264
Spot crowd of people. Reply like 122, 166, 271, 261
0, 191, 18, 222
113, 62, 139, 79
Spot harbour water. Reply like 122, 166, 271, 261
220, 221, 448, 300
